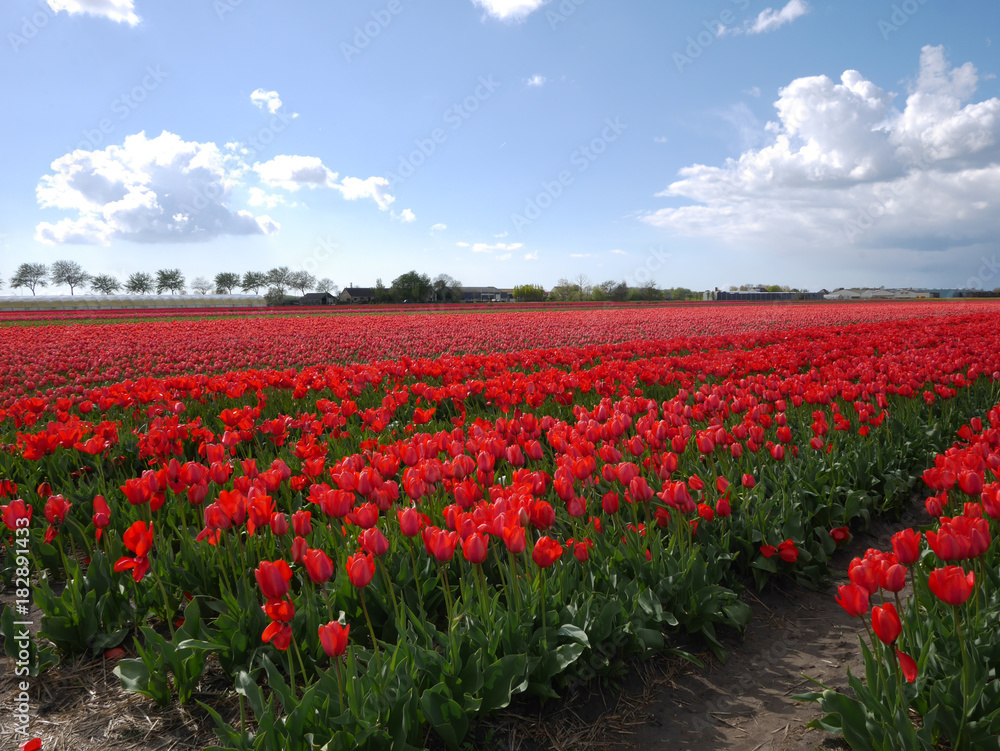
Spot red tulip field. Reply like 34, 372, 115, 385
3, 300, 1000, 750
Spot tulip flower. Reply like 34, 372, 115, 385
114, 521, 155, 582
896, 650, 918, 683
928, 566, 975, 606
304, 548, 335, 584
359, 527, 390, 557
422, 527, 459, 562
891, 529, 921, 565
461, 532, 488, 564
319, 621, 350, 658
345, 551, 375, 589
92, 495, 110, 542
21, 739, 41, 751
531, 536, 563, 568
871, 603, 902, 645
255, 560, 293, 600
835, 583, 869, 618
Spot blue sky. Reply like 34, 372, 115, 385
1, 0, 998, 294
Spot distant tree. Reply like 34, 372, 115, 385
214, 272, 241, 294
125, 272, 154, 294
390, 270, 432, 302
593, 280, 627, 302
666, 287, 696, 301
574, 273, 592, 301
512, 284, 546, 302
90, 274, 121, 294
191, 276, 213, 294
432, 273, 463, 302
264, 288, 289, 306
156, 268, 186, 294
547, 278, 579, 302
241, 271, 268, 294
728, 285, 738, 291
629, 280, 662, 301
315, 278, 338, 295
10, 263, 49, 295
266, 267, 292, 295
373, 278, 390, 303
51, 260, 90, 295
288, 270, 317, 295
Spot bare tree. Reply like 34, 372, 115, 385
574, 273, 592, 301
288, 270, 317, 295
51, 260, 91, 295
315, 278, 339, 295
10, 263, 49, 295
191, 276, 213, 294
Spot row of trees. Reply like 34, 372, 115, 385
4, 262, 696, 304
3, 262, 337, 298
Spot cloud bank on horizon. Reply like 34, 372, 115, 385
645, 46, 1000, 253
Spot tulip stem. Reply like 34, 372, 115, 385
376, 557, 402, 629
953, 606, 970, 750
360, 591, 383, 676
334, 659, 344, 715
437, 564, 458, 665
539, 568, 548, 650
408, 541, 426, 616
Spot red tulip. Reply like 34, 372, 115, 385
319, 621, 350, 658
531, 536, 563, 568
359, 527, 390, 556
255, 560, 293, 600
422, 527, 458, 562
304, 548, 335, 584
1, 499, 31, 531
397, 506, 424, 537
20, 739, 41, 751
928, 566, 975, 606
345, 551, 375, 588
871, 602, 901, 645
92, 495, 110, 541
896, 650, 918, 682
742, 474, 755, 489
461, 533, 489, 564
835, 583, 869, 617
891, 529, 921, 565
881, 563, 907, 593
114, 520, 155, 582
292, 509, 312, 537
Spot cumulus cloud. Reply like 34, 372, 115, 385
471, 0, 547, 21
721, 0, 808, 36
643, 46, 1000, 252
254, 157, 395, 210
526, 75, 547, 87
35, 131, 277, 245
392, 208, 416, 223
431, 223, 447, 231
524, 250, 539, 260
47, 0, 140, 25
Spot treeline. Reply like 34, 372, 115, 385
515, 276, 699, 302
3, 261, 336, 299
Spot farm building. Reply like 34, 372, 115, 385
0, 294, 267, 312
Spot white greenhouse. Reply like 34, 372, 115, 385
0, 294, 267, 312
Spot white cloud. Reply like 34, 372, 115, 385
255, 157, 395, 210
456, 241, 470, 247
247, 188, 289, 209
610, 249, 627, 255
643, 46, 1000, 253
720, 0, 808, 36
471, 0, 547, 21
526, 75, 547, 88
254, 155, 336, 191
524, 250, 539, 260
431, 223, 447, 231
251, 89, 282, 114
744, 86, 762, 98
468, 241, 523, 254
392, 208, 416, 223
570, 253, 597, 258
47, 0, 139, 25
494, 231, 508, 238
35, 131, 277, 245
